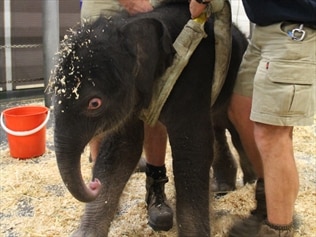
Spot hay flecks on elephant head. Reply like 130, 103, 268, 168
47, 17, 131, 106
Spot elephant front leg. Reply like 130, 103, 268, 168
71, 178, 134, 237
168, 120, 213, 237
72, 120, 144, 237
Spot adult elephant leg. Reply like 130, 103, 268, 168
72, 119, 144, 237
167, 114, 213, 237
211, 124, 237, 194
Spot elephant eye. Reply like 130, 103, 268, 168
88, 98, 102, 110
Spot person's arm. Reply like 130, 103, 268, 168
119, 0, 153, 15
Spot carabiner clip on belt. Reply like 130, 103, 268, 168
287, 24, 306, 41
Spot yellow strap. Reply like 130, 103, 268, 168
193, 12, 208, 24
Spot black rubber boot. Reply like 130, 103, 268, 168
145, 176, 173, 231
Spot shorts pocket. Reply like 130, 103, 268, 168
266, 61, 315, 115
267, 61, 314, 85
253, 60, 315, 121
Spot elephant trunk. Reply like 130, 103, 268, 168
55, 150, 101, 202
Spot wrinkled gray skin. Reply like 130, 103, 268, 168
52, 3, 254, 236
211, 97, 256, 193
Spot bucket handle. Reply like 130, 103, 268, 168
0, 110, 50, 137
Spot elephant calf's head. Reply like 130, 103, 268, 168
49, 15, 174, 202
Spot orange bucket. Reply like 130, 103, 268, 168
1, 106, 50, 159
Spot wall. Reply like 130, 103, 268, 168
231, 0, 250, 36
0, 0, 80, 93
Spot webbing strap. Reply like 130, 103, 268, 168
140, 0, 232, 125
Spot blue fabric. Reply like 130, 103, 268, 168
242, 0, 316, 26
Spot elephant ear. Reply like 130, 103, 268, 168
120, 18, 175, 108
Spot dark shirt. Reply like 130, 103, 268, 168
242, 0, 316, 26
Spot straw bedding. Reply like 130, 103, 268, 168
0, 99, 315, 236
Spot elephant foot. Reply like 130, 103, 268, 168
210, 178, 236, 197
243, 175, 257, 185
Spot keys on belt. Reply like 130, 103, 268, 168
287, 24, 306, 41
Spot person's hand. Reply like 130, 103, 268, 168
119, 0, 153, 15
190, 0, 208, 19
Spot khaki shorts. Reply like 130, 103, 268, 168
80, 0, 180, 22
234, 22, 316, 126
81, 1, 124, 21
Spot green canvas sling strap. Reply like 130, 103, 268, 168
141, 0, 232, 126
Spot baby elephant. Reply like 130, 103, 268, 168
51, 2, 252, 237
